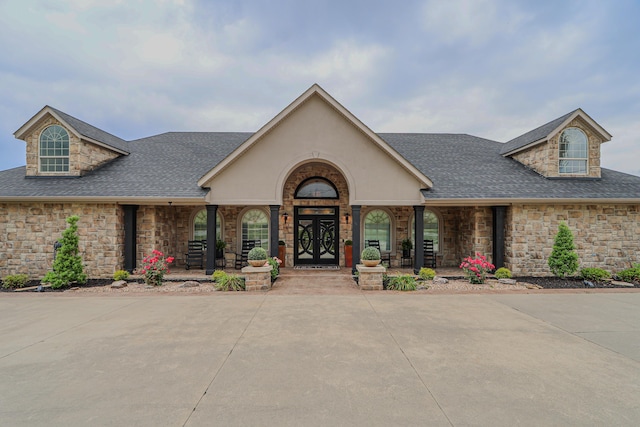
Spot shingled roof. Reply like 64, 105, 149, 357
381, 133, 640, 201
48, 107, 130, 154
2, 129, 639, 202
499, 110, 577, 155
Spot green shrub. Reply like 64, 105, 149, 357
616, 266, 640, 283
42, 215, 87, 289
401, 239, 413, 251
494, 267, 512, 279
267, 257, 280, 280
387, 274, 417, 291
418, 267, 436, 280
247, 247, 267, 260
113, 270, 130, 281
211, 270, 227, 282
345, 240, 352, 246
361, 246, 380, 260
547, 222, 579, 278
215, 273, 245, 291
580, 267, 610, 282
2, 274, 29, 289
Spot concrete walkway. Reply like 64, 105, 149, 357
0, 292, 638, 426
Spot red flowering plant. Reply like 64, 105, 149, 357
459, 252, 495, 284
137, 250, 175, 286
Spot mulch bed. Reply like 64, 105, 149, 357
515, 276, 639, 289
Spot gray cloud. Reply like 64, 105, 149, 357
0, 0, 638, 176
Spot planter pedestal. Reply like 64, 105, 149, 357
356, 264, 386, 290
242, 265, 273, 291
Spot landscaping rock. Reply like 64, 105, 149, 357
180, 281, 200, 288
416, 284, 429, 290
525, 284, 543, 289
111, 280, 128, 289
433, 277, 449, 284
611, 280, 634, 287
498, 278, 517, 285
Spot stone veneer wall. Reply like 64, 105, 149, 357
0, 203, 123, 278
136, 206, 178, 269
505, 204, 640, 276
24, 116, 120, 177
281, 162, 351, 267
511, 117, 603, 178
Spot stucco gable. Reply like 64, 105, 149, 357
197, 84, 433, 191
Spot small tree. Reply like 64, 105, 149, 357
42, 215, 87, 288
547, 222, 579, 278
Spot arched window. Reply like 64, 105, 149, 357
241, 209, 269, 248
559, 128, 587, 174
193, 209, 221, 241
39, 125, 70, 172
364, 209, 391, 251
295, 177, 338, 199
411, 209, 440, 252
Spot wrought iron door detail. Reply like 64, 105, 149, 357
294, 207, 339, 265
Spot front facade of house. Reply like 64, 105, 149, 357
1, 85, 639, 279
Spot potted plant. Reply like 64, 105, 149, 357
344, 239, 353, 267
247, 246, 268, 267
216, 239, 226, 258
278, 240, 286, 267
361, 246, 381, 267
401, 238, 413, 258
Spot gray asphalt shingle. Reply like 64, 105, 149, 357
499, 109, 576, 155
1, 128, 639, 202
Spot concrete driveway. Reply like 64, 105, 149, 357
0, 292, 638, 426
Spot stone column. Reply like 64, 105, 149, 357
351, 205, 361, 274
123, 205, 138, 273
492, 206, 506, 269
242, 264, 273, 291
205, 205, 218, 275
413, 205, 424, 274
356, 264, 385, 290
269, 205, 280, 258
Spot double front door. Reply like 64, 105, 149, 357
294, 206, 339, 265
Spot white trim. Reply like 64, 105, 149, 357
502, 108, 612, 157
361, 207, 396, 254
190, 208, 223, 241
237, 207, 270, 253
198, 84, 433, 189
38, 124, 70, 174
409, 208, 442, 253
14, 106, 129, 155
558, 127, 588, 175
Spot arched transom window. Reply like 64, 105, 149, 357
295, 177, 338, 199
559, 128, 587, 174
411, 210, 440, 252
39, 125, 70, 172
364, 209, 391, 251
193, 209, 221, 241
241, 209, 269, 248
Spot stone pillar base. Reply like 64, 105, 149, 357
241, 265, 273, 291
356, 264, 386, 290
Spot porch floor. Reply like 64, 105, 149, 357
157, 266, 463, 282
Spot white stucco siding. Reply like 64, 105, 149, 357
204, 95, 425, 205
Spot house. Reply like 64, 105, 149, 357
1, 84, 639, 279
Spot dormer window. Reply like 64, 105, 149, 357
39, 125, 69, 172
559, 127, 587, 174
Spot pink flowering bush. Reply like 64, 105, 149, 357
459, 253, 495, 284
138, 250, 175, 286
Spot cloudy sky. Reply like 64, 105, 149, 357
1, 0, 638, 176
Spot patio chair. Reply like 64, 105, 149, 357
185, 240, 204, 270
234, 239, 261, 269
423, 239, 436, 268
366, 240, 392, 267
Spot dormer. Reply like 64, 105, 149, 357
14, 106, 129, 177
500, 109, 612, 179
